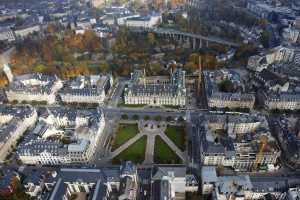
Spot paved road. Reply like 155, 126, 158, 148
108, 79, 127, 107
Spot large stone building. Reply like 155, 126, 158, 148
0, 105, 37, 162
30, 162, 138, 200
17, 107, 105, 165
0, 28, 15, 42
59, 75, 113, 104
6, 73, 63, 104
199, 113, 280, 171
247, 46, 296, 72
201, 166, 296, 200
264, 93, 300, 110
204, 70, 255, 110
151, 166, 198, 199
124, 69, 186, 106
121, 14, 162, 28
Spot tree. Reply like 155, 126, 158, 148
144, 115, 150, 121
121, 114, 128, 120
178, 116, 184, 122
33, 64, 47, 73
166, 116, 173, 122
99, 62, 110, 73
218, 79, 235, 93
112, 27, 130, 55
150, 62, 161, 75
258, 19, 268, 28
147, 33, 156, 46
154, 115, 162, 121
260, 30, 270, 48
132, 114, 139, 120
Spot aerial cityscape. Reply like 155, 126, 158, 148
0, 0, 300, 199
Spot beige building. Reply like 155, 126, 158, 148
0, 105, 37, 162
17, 108, 105, 165
124, 69, 186, 106
59, 75, 113, 104
6, 73, 63, 104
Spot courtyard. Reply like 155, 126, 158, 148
108, 120, 186, 165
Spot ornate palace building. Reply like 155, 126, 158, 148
124, 69, 186, 106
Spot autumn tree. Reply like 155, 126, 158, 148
112, 27, 130, 55
99, 61, 110, 73
147, 33, 156, 46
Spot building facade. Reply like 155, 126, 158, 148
204, 70, 255, 110
6, 73, 63, 104
0, 105, 37, 162
59, 75, 113, 104
124, 69, 186, 106
17, 108, 105, 165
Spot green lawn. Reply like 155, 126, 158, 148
112, 135, 147, 164
165, 125, 186, 151
111, 124, 139, 151
154, 136, 182, 164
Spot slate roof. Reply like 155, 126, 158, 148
152, 167, 186, 180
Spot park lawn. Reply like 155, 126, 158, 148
112, 135, 147, 164
112, 124, 139, 151
165, 125, 186, 151
154, 136, 182, 164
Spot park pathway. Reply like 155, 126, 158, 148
143, 133, 156, 165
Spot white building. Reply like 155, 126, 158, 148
6, 73, 63, 104
247, 1, 294, 19
0, 105, 37, 162
282, 27, 300, 44
59, 75, 113, 104
264, 93, 300, 110
247, 46, 295, 72
122, 14, 162, 28
90, 0, 105, 8
0, 28, 15, 42
201, 166, 289, 200
287, 187, 300, 200
14, 24, 40, 39
200, 113, 280, 171
17, 108, 105, 165
204, 70, 255, 110
124, 69, 186, 106
151, 167, 196, 199
48, 162, 138, 200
